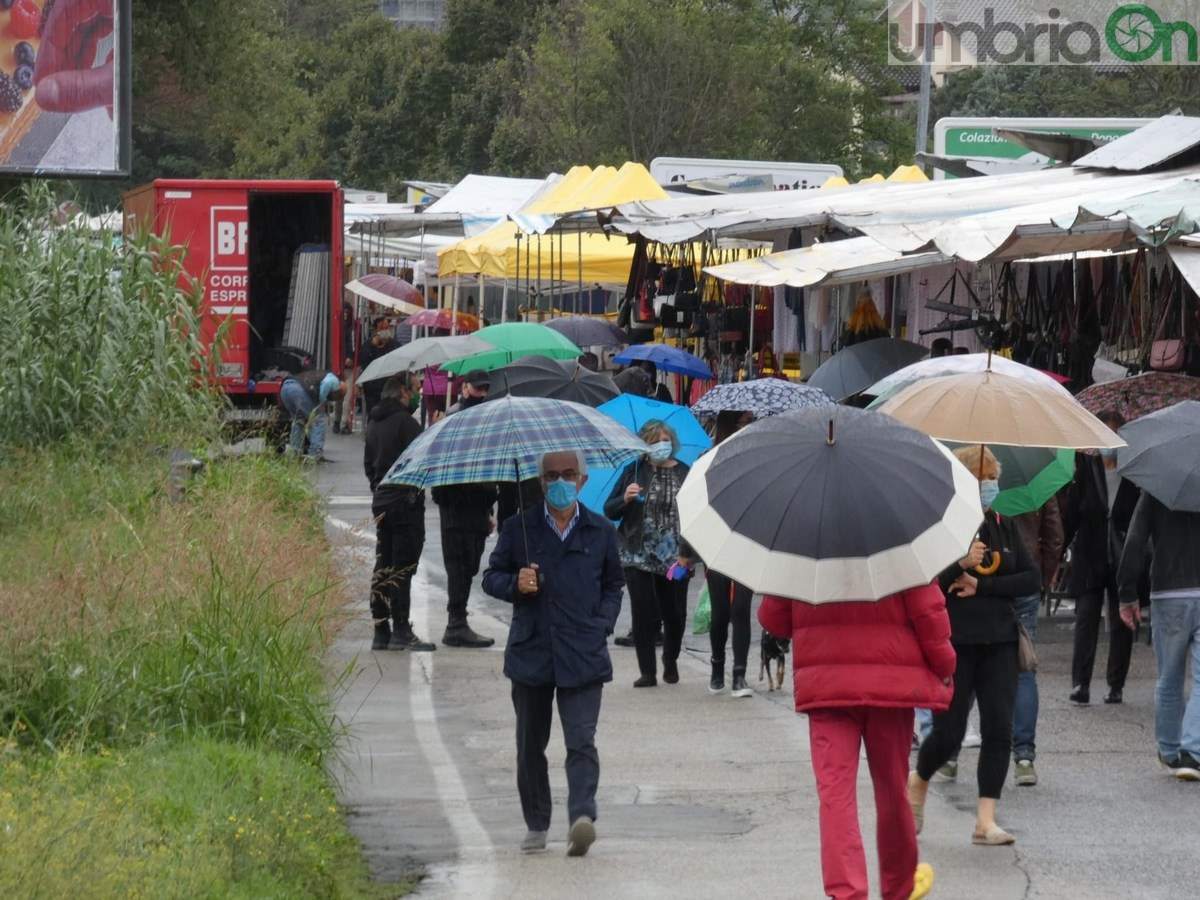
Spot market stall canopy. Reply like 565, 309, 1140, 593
347, 174, 545, 238
704, 235, 948, 288
1073, 115, 1200, 172
1052, 176, 1200, 247
437, 219, 636, 284
606, 165, 1106, 244
511, 162, 667, 234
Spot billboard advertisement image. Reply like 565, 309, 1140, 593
0, 0, 130, 176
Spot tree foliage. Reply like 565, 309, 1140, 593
87, 0, 1200, 206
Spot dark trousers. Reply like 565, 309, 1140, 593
707, 571, 753, 672
441, 521, 488, 621
625, 567, 688, 679
370, 500, 425, 627
917, 641, 1018, 799
511, 680, 603, 831
1072, 585, 1133, 691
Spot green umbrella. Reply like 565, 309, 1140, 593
439, 323, 583, 375
943, 442, 1074, 517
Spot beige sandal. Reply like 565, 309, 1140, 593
972, 824, 1015, 845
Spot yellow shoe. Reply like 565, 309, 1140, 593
909, 862, 935, 899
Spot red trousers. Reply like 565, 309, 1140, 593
807, 706, 917, 900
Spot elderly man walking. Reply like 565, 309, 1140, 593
482, 450, 625, 857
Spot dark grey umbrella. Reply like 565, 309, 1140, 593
543, 316, 628, 348
488, 355, 620, 408
1117, 400, 1200, 512
676, 406, 982, 603
807, 338, 929, 402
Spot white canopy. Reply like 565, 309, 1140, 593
703, 236, 948, 288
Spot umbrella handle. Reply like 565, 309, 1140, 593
975, 551, 1002, 576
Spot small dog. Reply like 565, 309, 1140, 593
759, 632, 790, 692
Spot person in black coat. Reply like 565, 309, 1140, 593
911, 444, 1040, 846
1061, 411, 1139, 705
432, 370, 499, 648
363, 373, 433, 652
482, 450, 625, 857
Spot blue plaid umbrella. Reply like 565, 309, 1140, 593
381, 395, 650, 490
691, 379, 835, 417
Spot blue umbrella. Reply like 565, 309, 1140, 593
578, 394, 713, 514
612, 343, 712, 379
691, 379, 835, 417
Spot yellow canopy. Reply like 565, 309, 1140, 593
857, 173, 886, 184
887, 165, 929, 183
521, 162, 667, 215
821, 175, 850, 189
438, 220, 636, 282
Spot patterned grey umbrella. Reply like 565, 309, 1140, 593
691, 379, 835, 417
1118, 401, 1200, 512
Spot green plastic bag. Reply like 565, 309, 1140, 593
692, 583, 711, 635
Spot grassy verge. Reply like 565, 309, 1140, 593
0, 448, 412, 897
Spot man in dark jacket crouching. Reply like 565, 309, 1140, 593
483, 450, 624, 858
364, 373, 434, 652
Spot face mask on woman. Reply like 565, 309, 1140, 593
648, 440, 674, 462
979, 478, 1000, 510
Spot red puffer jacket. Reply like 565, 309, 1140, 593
758, 582, 956, 714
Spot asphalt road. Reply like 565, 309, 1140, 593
315, 429, 1199, 900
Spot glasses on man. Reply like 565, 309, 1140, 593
542, 469, 580, 483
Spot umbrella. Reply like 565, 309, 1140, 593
676, 407, 982, 602
358, 335, 493, 383
943, 442, 1074, 517
806, 338, 929, 401
406, 308, 482, 333
543, 315, 629, 348
612, 343, 712, 379
1076, 371, 1200, 423
578, 394, 713, 514
691, 379, 836, 417
439, 323, 583, 375
1117, 401, 1200, 511
346, 274, 425, 314
489, 355, 620, 407
865, 352, 1073, 400
876, 369, 1124, 450
382, 396, 649, 490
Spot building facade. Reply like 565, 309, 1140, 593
379, 0, 446, 31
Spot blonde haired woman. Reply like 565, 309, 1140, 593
909, 445, 1041, 845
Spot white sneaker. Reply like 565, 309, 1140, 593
962, 728, 982, 749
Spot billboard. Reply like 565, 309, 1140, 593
0, 0, 131, 177
933, 116, 1152, 178
649, 157, 844, 191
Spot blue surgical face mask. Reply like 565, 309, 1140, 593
649, 440, 674, 462
1098, 448, 1118, 460
546, 478, 578, 510
979, 479, 1000, 510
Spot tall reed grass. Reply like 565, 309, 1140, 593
0, 181, 222, 456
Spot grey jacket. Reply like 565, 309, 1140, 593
1117, 494, 1200, 604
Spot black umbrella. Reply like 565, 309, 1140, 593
1117, 400, 1200, 512
488, 354, 620, 408
807, 338, 929, 402
676, 406, 983, 603
543, 315, 628, 348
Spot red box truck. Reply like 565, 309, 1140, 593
123, 179, 345, 422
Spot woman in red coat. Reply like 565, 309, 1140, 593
759, 582, 955, 900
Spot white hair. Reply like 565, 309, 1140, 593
538, 450, 587, 476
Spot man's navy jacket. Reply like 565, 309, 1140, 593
483, 503, 624, 688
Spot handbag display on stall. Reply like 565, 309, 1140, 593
1150, 266, 1186, 371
